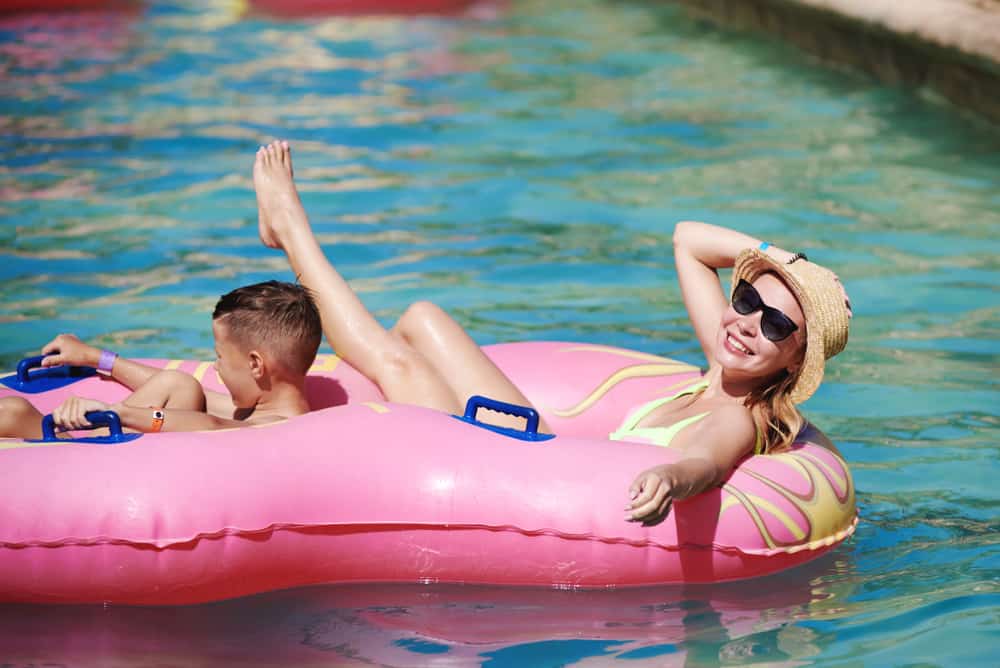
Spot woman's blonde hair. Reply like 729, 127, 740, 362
744, 369, 803, 454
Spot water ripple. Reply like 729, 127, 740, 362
1, 0, 998, 664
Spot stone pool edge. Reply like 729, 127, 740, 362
666, 0, 1000, 125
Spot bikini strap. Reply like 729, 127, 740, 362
615, 376, 709, 433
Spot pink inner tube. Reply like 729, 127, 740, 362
0, 341, 857, 605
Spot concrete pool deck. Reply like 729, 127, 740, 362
670, 0, 1000, 124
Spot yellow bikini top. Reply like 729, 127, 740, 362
609, 377, 765, 455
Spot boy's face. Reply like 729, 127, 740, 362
212, 319, 258, 409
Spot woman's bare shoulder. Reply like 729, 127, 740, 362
680, 401, 756, 457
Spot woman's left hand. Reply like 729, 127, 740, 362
626, 465, 675, 524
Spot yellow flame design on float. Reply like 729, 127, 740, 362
310, 355, 341, 373
191, 362, 214, 382
719, 449, 856, 553
551, 346, 699, 418
545, 345, 856, 553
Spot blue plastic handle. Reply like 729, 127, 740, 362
39, 410, 135, 444
17, 355, 48, 383
1, 354, 96, 394
464, 395, 541, 434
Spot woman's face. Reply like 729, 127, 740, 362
715, 273, 806, 382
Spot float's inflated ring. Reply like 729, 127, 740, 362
0, 342, 856, 605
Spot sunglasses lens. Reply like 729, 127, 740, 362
761, 314, 797, 342
731, 281, 759, 315
731, 280, 798, 342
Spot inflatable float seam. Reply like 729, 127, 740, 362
731, 513, 858, 555
1, 515, 857, 555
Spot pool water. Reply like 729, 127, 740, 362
1, 0, 998, 665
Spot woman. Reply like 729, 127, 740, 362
253, 140, 852, 524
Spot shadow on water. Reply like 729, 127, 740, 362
0, 552, 856, 667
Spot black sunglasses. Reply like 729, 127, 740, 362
731, 279, 799, 342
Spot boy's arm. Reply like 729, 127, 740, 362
41, 334, 238, 416
42, 334, 236, 419
110, 403, 245, 432
41, 334, 161, 391
52, 396, 246, 433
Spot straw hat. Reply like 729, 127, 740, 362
732, 248, 851, 403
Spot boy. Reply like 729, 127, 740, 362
0, 280, 321, 438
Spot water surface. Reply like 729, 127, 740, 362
1, 0, 998, 665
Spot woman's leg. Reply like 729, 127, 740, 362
0, 396, 44, 439
390, 301, 550, 431
253, 141, 461, 413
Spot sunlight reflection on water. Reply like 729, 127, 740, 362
1, 0, 998, 665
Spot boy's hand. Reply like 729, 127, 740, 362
52, 396, 110, 431
41, 333, 100, 368
626, 464, 675, 524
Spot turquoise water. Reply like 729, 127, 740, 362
2, 0, 999, 665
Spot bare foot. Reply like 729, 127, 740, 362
254, 146, 275, 248
253, 140, 305, 250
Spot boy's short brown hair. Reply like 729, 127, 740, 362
212, 281, 322, 376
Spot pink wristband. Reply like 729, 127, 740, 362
97, 350, 118, 376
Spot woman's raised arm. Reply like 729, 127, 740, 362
672, 221, 795, 366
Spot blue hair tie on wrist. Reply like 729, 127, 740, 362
758, 241, 771, 251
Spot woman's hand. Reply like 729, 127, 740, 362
52, 396, 109, 431
41, 333, 100, 368
626, 447, 737, 524
626, 464, 676, 524
763, 245, 798, 265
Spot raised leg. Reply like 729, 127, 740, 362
390, 301, 550, 431
0, 396, 43, 439
253, 141, 460, 414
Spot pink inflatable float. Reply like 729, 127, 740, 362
0, 342, 857, 605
